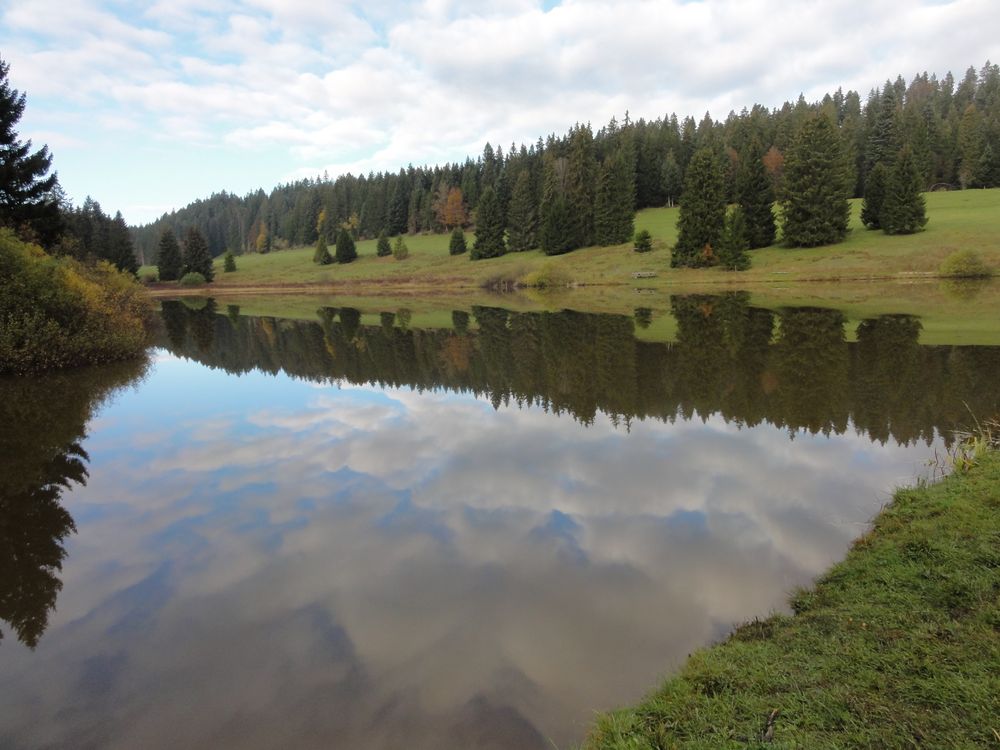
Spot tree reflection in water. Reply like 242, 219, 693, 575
0, 359, 147, 647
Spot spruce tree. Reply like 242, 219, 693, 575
866, 81, 900, 173
471, 186, 506, 260
717, 206, 751, 271
564, 124, 597, 249
223, 251, 237, 272
376, 230, 391, 257
861, 162, 888, 229
673, 147, 726, 267
593, 149, 635, 246
182, 227, 214, 281
335, 227, 357, 263
633, 229, 653, 253
392, 235, 409, 260
157, 228, 182, 281
881, 146, 928, 235
448, 227, 467, 255
781, 113, 850, 247
108, 211, 138, 275
0, 56, 61, 246
313, 235, 332, 264
735, 137, 775, 248
506, 169, 538, 252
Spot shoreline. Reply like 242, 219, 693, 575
585, 447, 1000, 749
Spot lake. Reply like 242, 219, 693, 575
2, 294, 998, 749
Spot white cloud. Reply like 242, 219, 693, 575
1, 0, 997, 221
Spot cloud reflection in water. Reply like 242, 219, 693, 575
0, 354, 937, 750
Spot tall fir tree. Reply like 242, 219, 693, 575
539, 152, 574, 255
593, 148, 635, 246
506, 169, 538, 252
717, 206, 751, 270
108, 211, 138, 275
735, 137, 776, 248
471, 186, 506, 260
860, 161, 888, 229
313, 235, 332, 264
781, 113, 850, 247
182, 227, 214, 281
335, 227, 357, 263
866, 81, 900, 173
448, 227, 467, 255
672, 147, 726, 267
223, 250, 237, 272
157, 227, 182, 281
564, 124, 597, 250
881, 146, 928, 235
376, 229, 391, 257
0, 56, 62, 246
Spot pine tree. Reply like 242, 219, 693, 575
593, 149, 635, 246
975, 142, 1000, 187
866, 81, 900, 172
633, 229, 653, 253
564, 124, 597, 249
223, 251, 237, 272
861, 162, 888, 229
182, 227, 214, 281
157, 228, 182, 281
735, 137, 775, 248
0, 56, 62, 246
313, 235, 332, 264
392, 235, 409, 260
781, 113, 850, 247
506, 169, 538, 252
448, 227, 467, 255
717, 206, 751, 271
335, 227, 357, 264
471, 186, 506, 260
108, 211, 138, 275
673, 147, 726, 267
881, 146, 928, 235
376, 230, 391, 257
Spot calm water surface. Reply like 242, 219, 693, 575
2, 295, 998, 749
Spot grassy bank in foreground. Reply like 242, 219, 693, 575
586, 448, 1000, 750
143, 189, 1000, 292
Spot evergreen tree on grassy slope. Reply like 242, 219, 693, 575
673, 147, 726, 267
506, 169, 537, 252
471, 186, 506, 260
157, 228, 182, 281
108, 211, 138, 275
182, 227, 214, 281
781, 113, 850, 247
448, 227, 467, 255
861, 161, 888, 229
735, 137, 775, 249
335, 227, 357, 264
881, 146, 928, 235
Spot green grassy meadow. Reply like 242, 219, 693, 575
585, 446, 1000, 750
144, 189, 1000, 345
142, 188, 1000, 291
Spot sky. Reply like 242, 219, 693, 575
2, 0, 998, 225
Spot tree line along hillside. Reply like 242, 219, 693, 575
131, 62, 1000, 265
